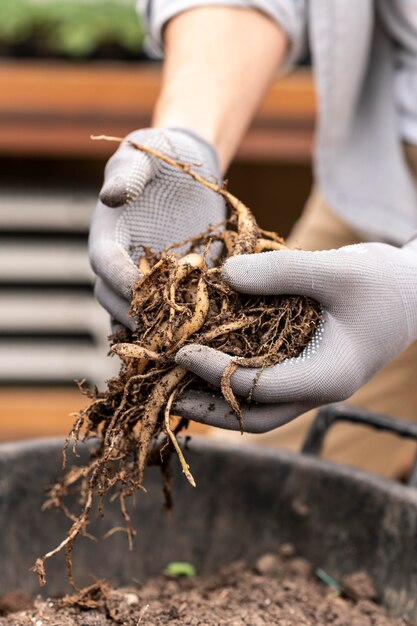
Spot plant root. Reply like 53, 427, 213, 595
164, 389, 196, 487
36, 136, 322, 594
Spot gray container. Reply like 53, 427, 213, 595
1, 404, 417, 620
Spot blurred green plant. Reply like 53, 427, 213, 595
163, 562, 197, 578
0, 0, 146, 58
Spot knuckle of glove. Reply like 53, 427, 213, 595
89, 239, 112, 276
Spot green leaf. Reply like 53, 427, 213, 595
163, 562, 197, 578
315, 568, 342, 594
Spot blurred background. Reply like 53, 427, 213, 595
0, 0, 315, 441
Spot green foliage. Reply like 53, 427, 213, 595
163, 562, 197, 578
0, 0, 145, 58
0, 0, 38, 43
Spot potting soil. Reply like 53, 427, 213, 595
0, 545, 412, 626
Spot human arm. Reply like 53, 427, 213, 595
378, 0, 417, 146
153, 6, 287, 172
89, 6, 289, 327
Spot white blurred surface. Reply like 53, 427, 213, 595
0, 185, 118, 387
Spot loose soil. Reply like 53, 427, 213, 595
2, 546, 413, 626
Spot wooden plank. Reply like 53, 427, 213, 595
1, 61, 315, 118
0, 61, 315, 162
0, 388, 87, 440
0, 387, 208, 441
1, 61, 161, 114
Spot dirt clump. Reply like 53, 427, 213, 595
3, 547, 412, 626
342, 571, 378, 601
0, 592, 33, 615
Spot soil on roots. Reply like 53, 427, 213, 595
34, 139, 321, 591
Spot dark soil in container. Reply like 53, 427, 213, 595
1, 545, 412, 626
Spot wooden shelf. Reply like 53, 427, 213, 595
0, 387, 208, 441
1, 60, 315, 162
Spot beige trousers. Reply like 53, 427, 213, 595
211, 144, 417, 479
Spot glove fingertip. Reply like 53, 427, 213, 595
99, 176, 129, 208
175, 344, 209, 366
175, 345, 234, 390
222, 256, 255, 292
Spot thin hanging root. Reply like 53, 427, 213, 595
219, 350, 279, 433
102, 526, 131, 540
33, 459, 100, 588
119, 491, 135, 551
111, 343, 164, 363
220, 361, 243, 433
164, 390, 196, 487
137, 366, 188, 485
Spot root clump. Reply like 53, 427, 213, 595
34, 137, 321, 591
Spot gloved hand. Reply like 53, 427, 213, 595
89, 128, 225, 329
174, 239, 417, 432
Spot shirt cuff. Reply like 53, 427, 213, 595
136, 0, 307, 71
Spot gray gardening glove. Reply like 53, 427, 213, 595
174, 239, 417, 433
89, 128, 225, 329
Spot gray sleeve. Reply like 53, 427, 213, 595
377, 1, 417, 62
377, 0, 417, 143
136, 0, 307, 70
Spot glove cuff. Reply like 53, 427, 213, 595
397, 235, 417, 342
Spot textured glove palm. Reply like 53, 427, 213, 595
89, 128, 225, 329
174, 240, 417, 432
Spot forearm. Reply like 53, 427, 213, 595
152, 7, 287, 172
